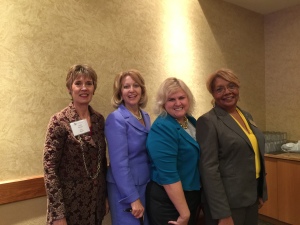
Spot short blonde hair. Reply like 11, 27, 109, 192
154, 77, 195, 115
66, 64, 98, 93
111, 69, 148, 109
206, 68, 240, 94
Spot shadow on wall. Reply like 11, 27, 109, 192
197, 0, 266, 129
197, 0, 264, 69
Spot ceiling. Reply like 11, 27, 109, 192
223, 0, 300, 14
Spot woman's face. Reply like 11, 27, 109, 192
70, 75, 95, 106
212, 77, 239, 112
121, 75, 142, 110
164, 88, 189, 123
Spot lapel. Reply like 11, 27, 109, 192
141, 110, 151, 131
213, 105, 252, 149
66, 102, 97, 147
118, 104, 150, 133
240, 109, 265, 156
166, 114, 199, 150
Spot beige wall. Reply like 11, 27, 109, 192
265, 5, 300, 141
0, 0, 265, 224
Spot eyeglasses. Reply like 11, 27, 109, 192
213, 83, 238, 95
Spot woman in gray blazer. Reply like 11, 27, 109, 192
196, 68, 267, 225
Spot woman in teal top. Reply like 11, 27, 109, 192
146, 77, 201, 225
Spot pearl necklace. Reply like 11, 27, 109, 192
176, 116, 188, 129
131, 110, 143, 120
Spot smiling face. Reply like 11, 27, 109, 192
212, 76, 239, 112
164, 88, 190, 123
69, 75, 95, 106
121, 75, 142, 110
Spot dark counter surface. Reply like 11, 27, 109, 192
265, 152, 300, 162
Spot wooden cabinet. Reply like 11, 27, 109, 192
277, 160, 300, 225
259, 157, 278, 219
259, 154, 300, 225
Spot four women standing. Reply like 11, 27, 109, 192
44, 66, 267, 225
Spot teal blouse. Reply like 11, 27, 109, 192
146, 113, 201, 191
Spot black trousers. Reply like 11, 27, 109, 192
146, 181, 201, 225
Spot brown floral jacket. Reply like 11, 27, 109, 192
43, 102, 107, 225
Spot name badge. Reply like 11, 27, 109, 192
70, 119, 90, 136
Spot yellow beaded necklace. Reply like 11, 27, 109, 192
176, 116, 188, 129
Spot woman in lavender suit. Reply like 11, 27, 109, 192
105, 69, 151, 225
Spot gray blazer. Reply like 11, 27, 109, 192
196, 105, 268, 219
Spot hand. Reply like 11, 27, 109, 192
53, 218, 67, 225
105, 197, 110, 215
258, 197, 264, 209
130, 199, 144, 219
168, 214, 190, 225
218, 216, 234, 225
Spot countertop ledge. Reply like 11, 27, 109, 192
265, 152, 300, 162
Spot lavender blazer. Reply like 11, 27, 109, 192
105, 104, 151, 204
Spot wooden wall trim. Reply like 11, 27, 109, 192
259, 215, 290, 225
0, 175, 46, 205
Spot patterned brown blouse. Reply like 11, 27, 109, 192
43, 103, 107, 225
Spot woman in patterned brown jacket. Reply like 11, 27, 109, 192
43, 64, 108, 225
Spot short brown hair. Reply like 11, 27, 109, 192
66, 64, 98, 93
111, 69, 148, 109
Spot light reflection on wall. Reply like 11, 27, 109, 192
162, 0, 193, 79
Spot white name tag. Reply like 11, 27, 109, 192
70, 119, 90, 136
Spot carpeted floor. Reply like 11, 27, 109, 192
104, 213, 274, 225
258, 219, 273, 225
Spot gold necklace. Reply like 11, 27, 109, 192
131, 110, 143, 120
176, 116, 188, 129
78, 136, 101, 180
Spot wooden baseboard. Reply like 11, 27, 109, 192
259, 214, 290, 225
0, 176, 46, 205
